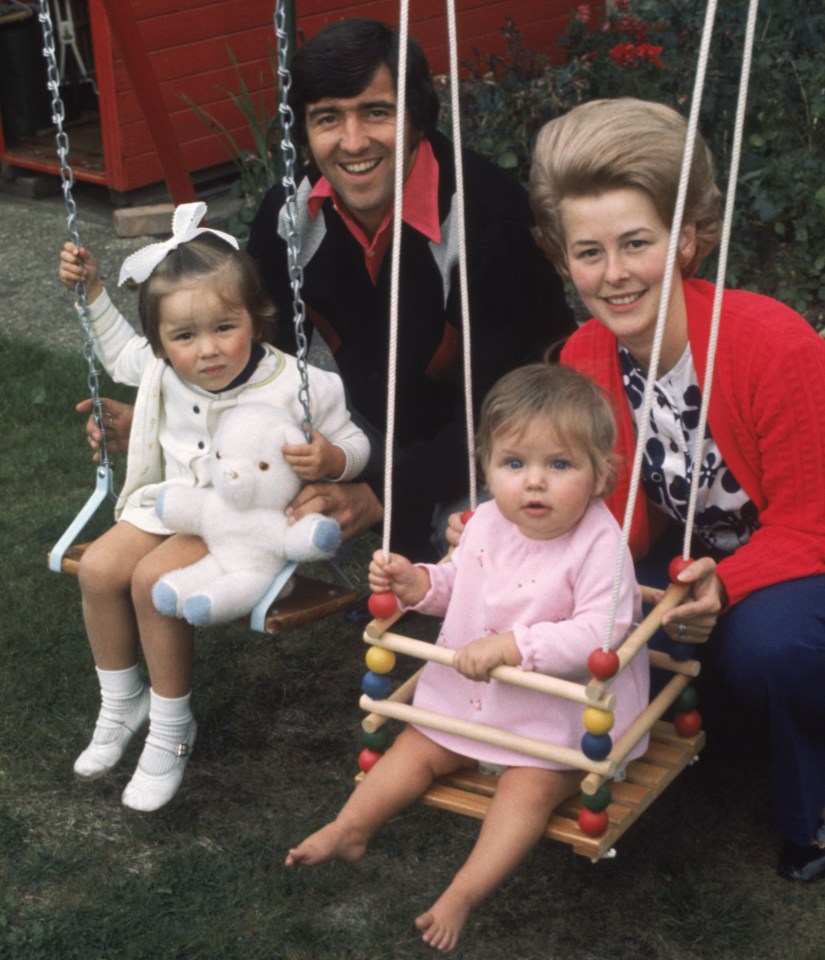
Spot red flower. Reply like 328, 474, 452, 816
608, 42, 637, 68
607, 41, 664, 70
575, 4, 592, 25
637, 43, 664, 68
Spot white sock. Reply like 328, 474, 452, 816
139, 690, 194, 777
93, 665, 145, 742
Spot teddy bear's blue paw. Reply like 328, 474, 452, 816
183, 595, 212, 627
152, 580, 179, 617
154, 488, 167, 520
312, 517, 341, 553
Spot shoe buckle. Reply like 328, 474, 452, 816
176, 742, 190, 758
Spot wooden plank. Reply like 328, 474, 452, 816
356, 721, 705, 860
53, 544, 356, 636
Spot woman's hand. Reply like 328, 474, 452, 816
658, 556, 727, 645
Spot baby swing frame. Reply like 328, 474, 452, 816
42, 0, 357, 635
354, 0, 758, 860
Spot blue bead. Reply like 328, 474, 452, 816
669, 641, 694, 662
361, 670, 393, 700
581, 732, 613, 761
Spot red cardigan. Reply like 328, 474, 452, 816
561, 279, 825, 606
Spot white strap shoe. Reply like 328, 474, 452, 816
121, 718, 198, 812
73, 687, 150, 780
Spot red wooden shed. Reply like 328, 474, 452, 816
0, 0, 582, 200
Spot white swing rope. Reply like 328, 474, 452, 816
682, 0, 759, 557
381, 0, 476, 559
446, 0, 478, 513
601, 0, 759, 651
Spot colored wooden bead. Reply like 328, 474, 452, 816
361, 727, 390, 751
361, 670, 393, 700
668, 555, 694, 583
674, 709, 703, 737
580, 783, 612, 812
581, 732, 613, 761
587, 648, 620, 681
358, 748, 383, 773
676, 686, 699, 712
582, 707, 615, 735
460, 509, 474, 525
368, 592, 398, 620
578, 807, 610, 837
669, 640, 694, 662
365, 645, 396, 674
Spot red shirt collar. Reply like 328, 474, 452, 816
307, 138, 441, 283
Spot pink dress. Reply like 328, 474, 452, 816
409, 498, 648, 770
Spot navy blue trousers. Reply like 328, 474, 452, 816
636, 529, 825, 846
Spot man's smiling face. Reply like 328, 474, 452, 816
304, 64, 418, 238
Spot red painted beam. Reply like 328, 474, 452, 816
98, 0, 197, 204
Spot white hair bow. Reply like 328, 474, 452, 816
118, 201, 239, 286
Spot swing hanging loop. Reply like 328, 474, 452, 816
275, 2, 312, 441
37, 0, 111, 471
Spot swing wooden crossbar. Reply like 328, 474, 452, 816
52, 542, 357, 636
357, 582, 705, 860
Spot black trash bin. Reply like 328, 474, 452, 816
0, 10, 52, 143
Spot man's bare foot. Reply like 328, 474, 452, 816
284, 820, 367, 868
414, 887, 474, 952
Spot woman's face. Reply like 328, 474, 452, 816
561, 188, 695, 371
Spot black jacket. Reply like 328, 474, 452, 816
248, 130, 574, 559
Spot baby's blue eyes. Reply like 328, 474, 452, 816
505, 458, 570, 470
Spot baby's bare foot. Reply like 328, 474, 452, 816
414, 888, 474, 952
284, 821, 367, 868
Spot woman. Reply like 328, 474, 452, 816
528, 98, 825, 881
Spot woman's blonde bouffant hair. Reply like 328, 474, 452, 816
529, 98, 722, 278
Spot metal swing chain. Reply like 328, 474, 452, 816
274, 2, 312, 442
37, 0, 110, 472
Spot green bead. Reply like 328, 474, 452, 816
581, 783, 612, 812
676, 686, 699, 712
360, 727, 390, 751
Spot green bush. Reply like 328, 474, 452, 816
437, 3, 825, 328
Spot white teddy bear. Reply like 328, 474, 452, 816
152, 403, 341, 626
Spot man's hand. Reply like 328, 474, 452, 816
76, 397, 134, 462
285, 481, 383, 542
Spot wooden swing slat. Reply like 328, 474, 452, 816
52, 543, 357, 635
361, 721, 704, 860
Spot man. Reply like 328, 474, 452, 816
87, 18, 574, 561
248, 19, 574, 560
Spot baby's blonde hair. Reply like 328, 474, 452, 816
529, 98, 722, 277
476, 363, 617, 495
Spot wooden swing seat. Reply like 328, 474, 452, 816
421, 720, 703, 859
54, 543, 358, 635
356, 721, 704, 860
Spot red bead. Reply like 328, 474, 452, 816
668, 555, 695, 583
367, 592, 397, 620
587, 648, 620, 681
578, 807, 610, 837
674, 709, 703, 737
358, 747, 383, 773
460, 509, 474, 525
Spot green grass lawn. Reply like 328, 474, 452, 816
1, 332, 823, 960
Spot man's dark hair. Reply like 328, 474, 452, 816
288, 18, 440, 147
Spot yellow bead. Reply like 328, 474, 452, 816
582, 707, 615, 735
365, 646, 396, 674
